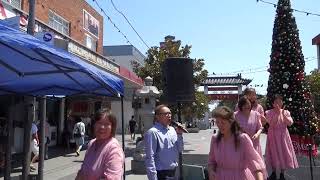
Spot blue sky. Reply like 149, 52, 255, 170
87, 0, 320, 95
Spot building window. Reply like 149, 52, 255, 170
2, 0, 21, 9
83, 10, 99, 38
85, 34, 97, 51
48, 10, 69, 36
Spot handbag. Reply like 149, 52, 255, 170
73, 126, 82, 138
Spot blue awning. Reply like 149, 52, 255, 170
0, 23, 124, 96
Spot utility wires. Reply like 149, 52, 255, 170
110, 0, 150, 49
257, 0, 320, 17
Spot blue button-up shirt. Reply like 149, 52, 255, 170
144, 122, 184, 180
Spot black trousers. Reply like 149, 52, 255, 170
157, 169, 176, 180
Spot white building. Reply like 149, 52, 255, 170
104, 45, 146, 132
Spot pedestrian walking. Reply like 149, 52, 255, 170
75, 108, 124, 180
129, 115, 137, 140
44, 118, 50, 159
208, 106, 266, 180
265, 94, 298, 180
144, 104, 185, 180
30, 121, 39, 171
234, 96, 264, 157
73, 116, 85, 156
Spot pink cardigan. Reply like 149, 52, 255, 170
78, 137, 124, 180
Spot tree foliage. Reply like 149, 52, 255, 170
132, 35, 209, 119
306, 69, 320, 114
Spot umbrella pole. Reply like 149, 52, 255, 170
38, 96, 46, 180
22, 97, 35, 180
4, 96, 14, 180
177, 102, 183, 180
27, 0, 36, 36
22, 0, 36, 178
121, 96, 126, 180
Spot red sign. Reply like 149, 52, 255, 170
119, 66, 143, 86
291, 135, 318, 156
0, 2, 7, 19
208, 94, 239, 100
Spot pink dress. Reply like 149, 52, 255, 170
234, 110, 263, 157
252, 104, 264, 115
265, 109, 298, 170
79, 137, 124, 180
208, 133, 266, 180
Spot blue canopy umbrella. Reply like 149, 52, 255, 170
0, 23, 123, 96
0, 22, 126, 180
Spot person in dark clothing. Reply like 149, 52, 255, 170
129, 116, 136, 140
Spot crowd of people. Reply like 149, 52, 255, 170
207, 88, 298, 180
24, 87, 299, 180
72, 87, 299, 180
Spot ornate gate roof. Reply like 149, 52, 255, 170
201, 74, 251, 86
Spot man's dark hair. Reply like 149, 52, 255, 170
74, 116, 82, 123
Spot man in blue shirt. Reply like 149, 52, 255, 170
144, 104, 184, 180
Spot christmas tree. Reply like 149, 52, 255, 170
266, 0, 319, 136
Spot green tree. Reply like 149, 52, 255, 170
306, 69, 320, 114
266, 0, 319, 135
132, 35, 209, 119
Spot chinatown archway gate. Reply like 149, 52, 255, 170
200, 74, 252, 126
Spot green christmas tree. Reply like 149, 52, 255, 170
266, 0, 319, 136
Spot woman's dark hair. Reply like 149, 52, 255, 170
243, 87, 256, 96
271, 94, 283, 103
94, 108, 117, 137
237, 96, 251, 111
212, 106, 241, 150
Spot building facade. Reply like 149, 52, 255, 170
104, 45, 146, 132
104, 45, 145, 72
0, 0, 143, 152
312, 34, 320, 69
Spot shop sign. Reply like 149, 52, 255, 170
68, 42, 119, 73
0, 1, 15, 20
35, 32, 54, 45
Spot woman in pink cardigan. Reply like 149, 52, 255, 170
208, 106, 266, 180
76, 108, 124, 180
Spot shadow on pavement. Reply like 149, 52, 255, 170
124, 147, 135, 157
183, 149, 195, 153
182, 154, 208, 167
125, 170, 133, 176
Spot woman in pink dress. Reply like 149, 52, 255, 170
235, 96, 264, 157
265, 94, 298, 180
235, 88, 265, 115
208, 106, 266, 180
76, 108, 124, 180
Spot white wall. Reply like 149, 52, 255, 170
107, 55, 135, 72
111, 100, 134, 134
